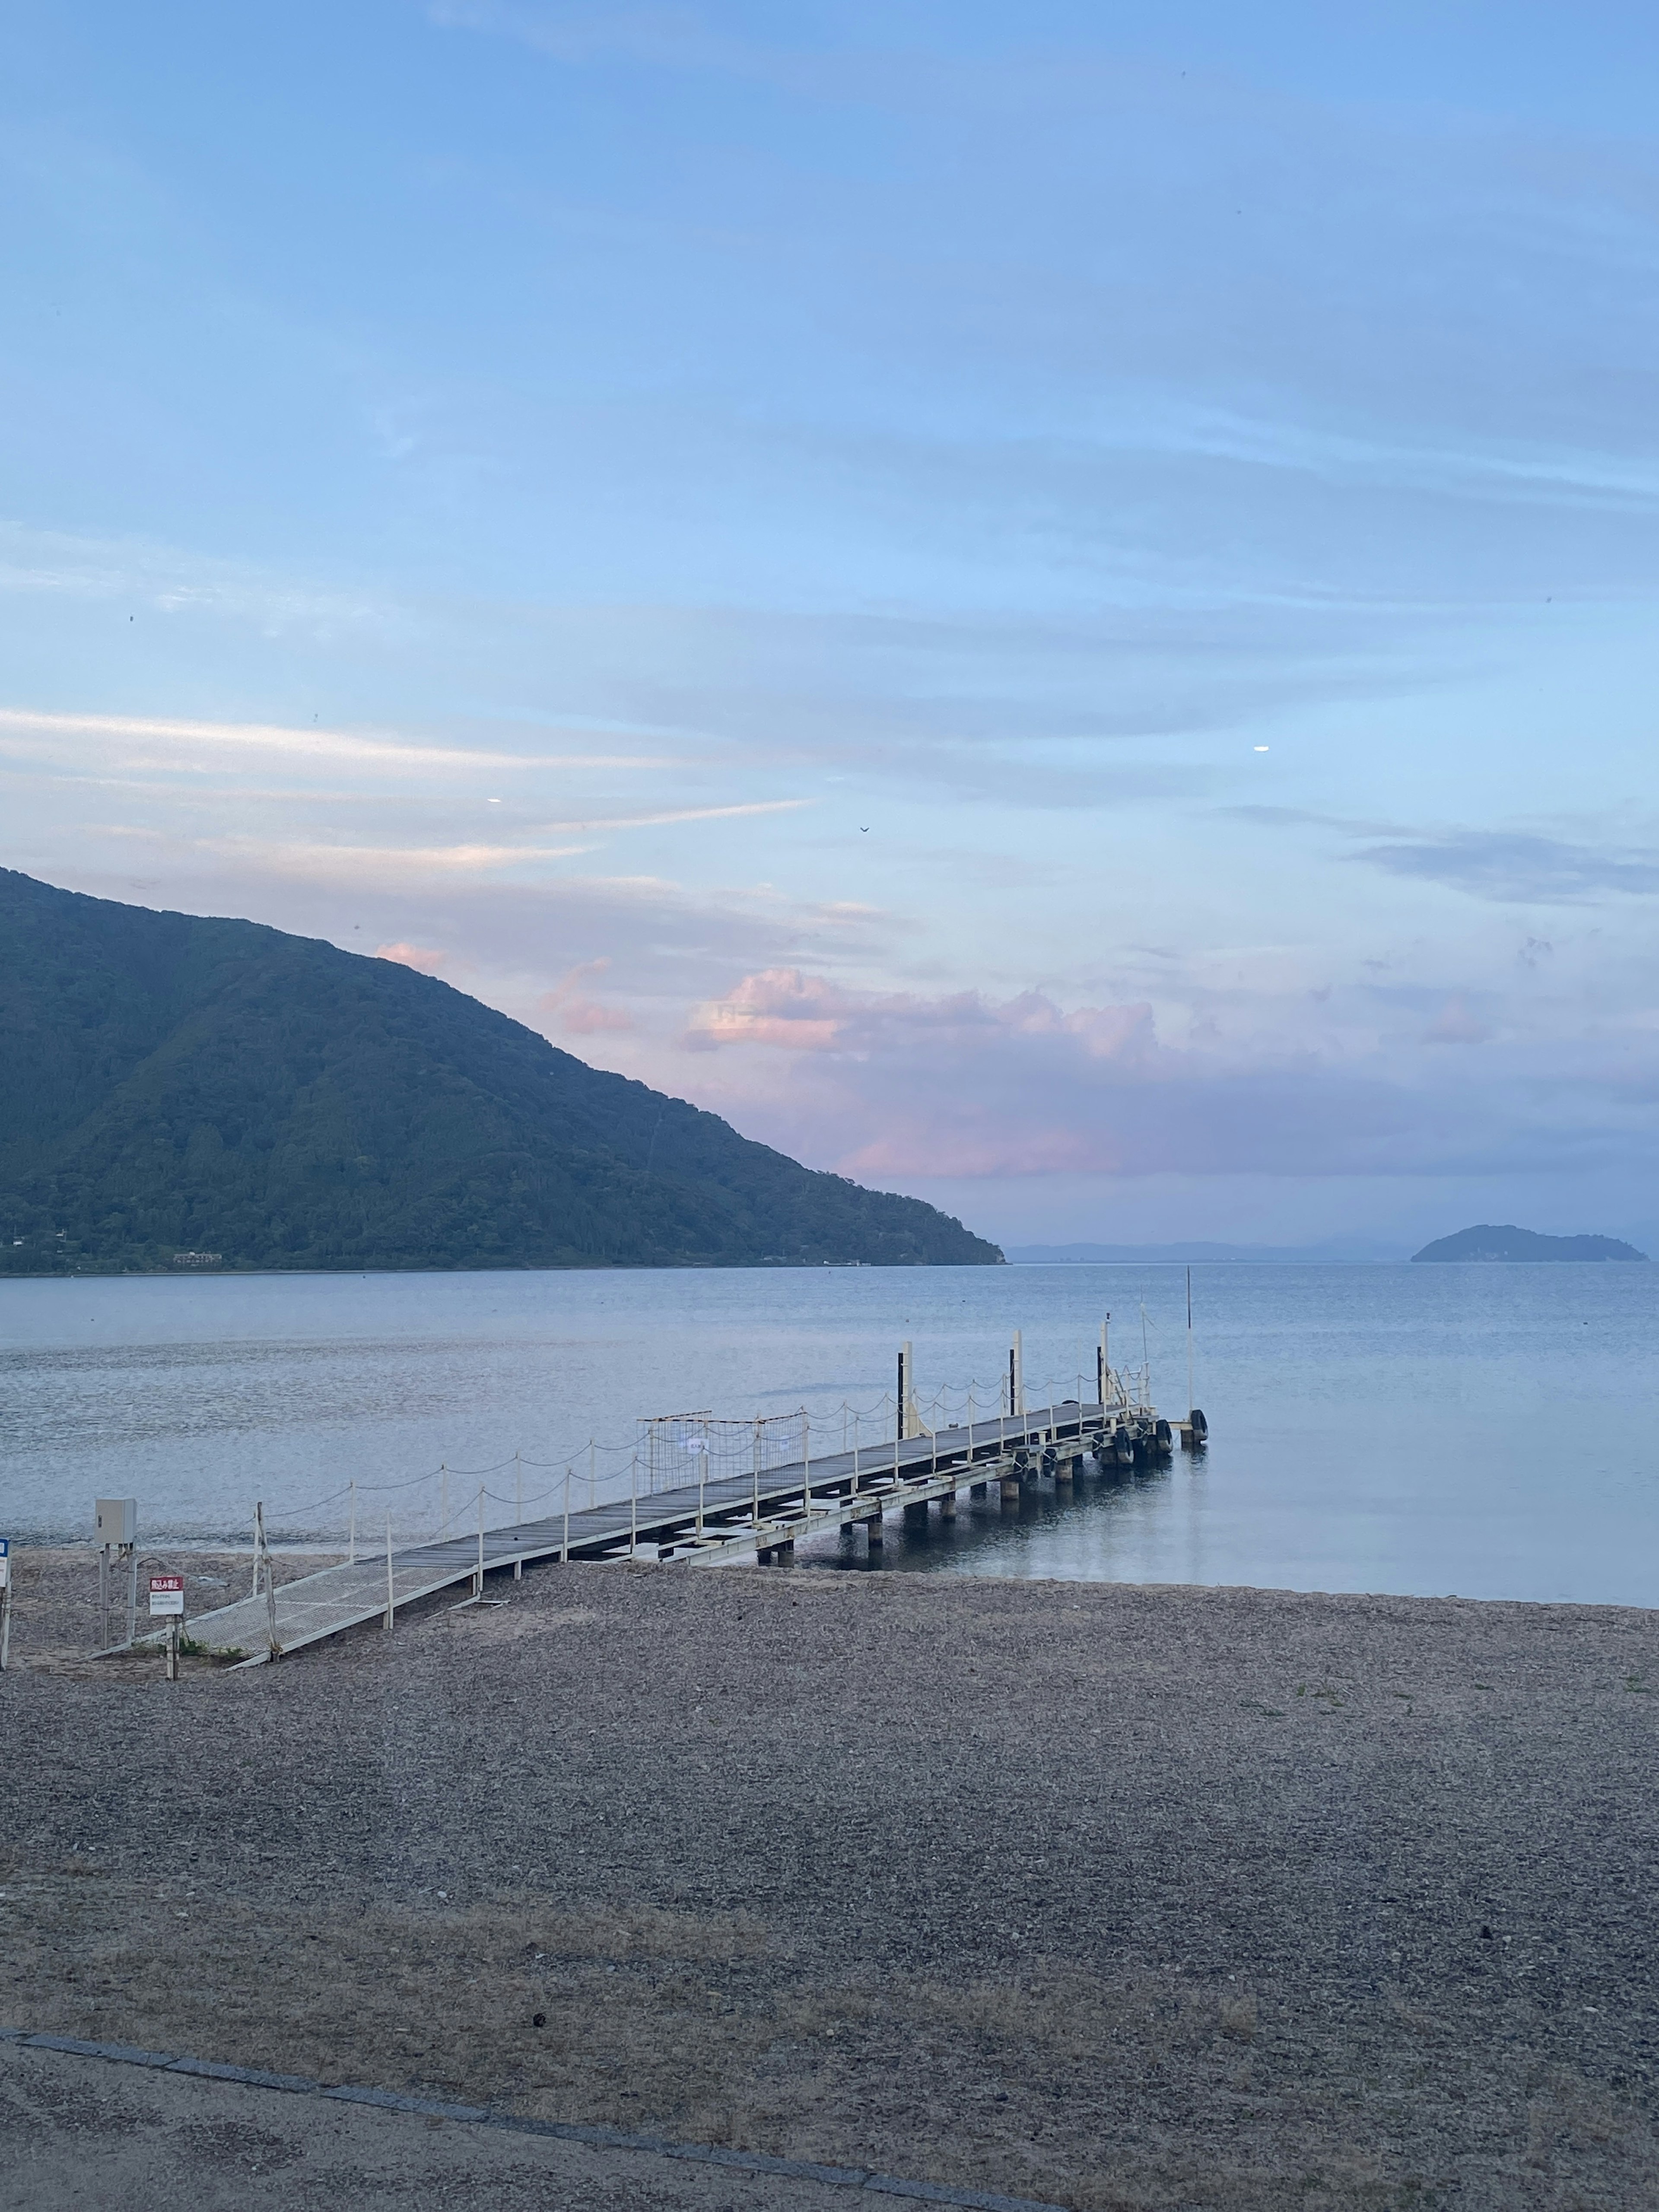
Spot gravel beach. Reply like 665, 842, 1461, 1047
3, 1556, 1657, 2209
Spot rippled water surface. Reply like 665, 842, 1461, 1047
3, 1263, 1656, 1604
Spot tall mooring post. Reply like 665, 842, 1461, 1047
1009, 1330, 1024, 1418
896, 1341, 918, 1440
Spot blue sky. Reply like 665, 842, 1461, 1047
6, 2, 1659, 1248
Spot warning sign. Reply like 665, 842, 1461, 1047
148, 1575, 185, 1618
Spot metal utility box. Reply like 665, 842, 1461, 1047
95, 1498, 137, 1546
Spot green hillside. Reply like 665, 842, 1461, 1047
0, 870, 1001, 1274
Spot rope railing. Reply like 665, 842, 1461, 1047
245, 1352, 1157, 1558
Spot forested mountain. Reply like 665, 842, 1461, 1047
0, 870, 1000, 1275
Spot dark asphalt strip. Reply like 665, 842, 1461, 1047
0, 2026, 1064, 2212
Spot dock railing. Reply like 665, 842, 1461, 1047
163, 1360, 1151, 1570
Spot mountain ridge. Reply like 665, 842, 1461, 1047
0, 869, 1001, 1274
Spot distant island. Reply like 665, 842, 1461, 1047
1411, 1225, 1648, 1263
0, 869, 1002, 1274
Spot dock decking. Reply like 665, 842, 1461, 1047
148, 1398, 1174, 1665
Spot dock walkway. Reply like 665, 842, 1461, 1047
154, 1399, 1168, 1665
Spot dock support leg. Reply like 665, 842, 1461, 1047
1000, 1467, 1021, 1503
865, 1511, 884, 1549
939, 1487, 957, 1520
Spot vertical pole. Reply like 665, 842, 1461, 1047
0, 1577, 10, 1673
167, 1618, 179, 1682
475, 1486, 485, 1596
251, 1513, 260, 1599
515, 1452, 523, 1529
1187, 1268, 1195, 1418
264, 1526, 281, 1661
902, 1341, 914, 1440
853, 1412, 860, 1495
100, 1544, 110, 1649
563, 1466, 571, 1561
753, 1417, 760, 1528
1013, 1330, 1024, 1418
348, 1480, 357, 1567
384, 1511, 394, 1629
698, 1454, 706, 1538
629, 1453, 638, 1558
802, 1407, 811, 1524
589, 1440, 596, 1511
127, 1547, 137, 1648
254, 1502, 266, 1610
440, 1465, 448, 1535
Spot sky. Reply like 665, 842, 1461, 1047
5, 1, 1659, 1251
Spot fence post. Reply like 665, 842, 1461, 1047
563, 1466, 571, 1562
348, 1480, 356, 1566
629, 1453, 638, 1558
802, 1407, 810, 1524
261, 1501, 281, 1660
474, 1486, 485, 1596
384, 1511, 394, 1630
440, 1464, 448, 1535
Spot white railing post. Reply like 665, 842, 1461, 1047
630, 1453, 638, 1557
384, 1511, 394, 1630
802, 1406, 810, 1524
475, 1486, 485, 1596
348, 1479, 357, 1566
563, 1465, 571, 1562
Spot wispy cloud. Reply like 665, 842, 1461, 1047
534, 798, 811, 831
0, 706, 668, 773
1355, 830, 1659, 904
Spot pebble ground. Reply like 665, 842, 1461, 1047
4, 1552, 1658, 2209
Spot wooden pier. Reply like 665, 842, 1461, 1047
152, 1395, 1192, 1667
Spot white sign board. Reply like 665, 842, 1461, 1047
148, 1575, 185, 1619
0, 1538, 9, 1589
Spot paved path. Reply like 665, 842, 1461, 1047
3, 2037, 1047, 2212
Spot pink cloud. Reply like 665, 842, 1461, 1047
537, 957, 634, 1036
685, 967, 1156, 1066
375, 940, 447, 973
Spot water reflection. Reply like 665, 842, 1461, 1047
804, 1447, 1189, 1579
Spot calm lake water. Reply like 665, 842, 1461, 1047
2, 1263, 1656, 1605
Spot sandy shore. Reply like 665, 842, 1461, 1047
3, 1558, 1658, 2209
